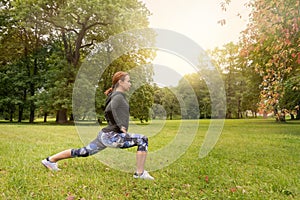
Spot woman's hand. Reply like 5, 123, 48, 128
120, 126, 127, 133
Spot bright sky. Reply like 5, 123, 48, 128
141, 0, 251, 86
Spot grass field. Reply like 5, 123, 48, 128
0, 119, 299, 199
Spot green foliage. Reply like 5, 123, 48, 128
130, 84, 154, 123
152, 85, 180, 120
0, 64, 22, 121
241, 0, 300, 112
208, 42, 261, 118
177, 74, 205, 119
0, 0, 153, 123
279, 77, 300, 117
0, 119, 299, 199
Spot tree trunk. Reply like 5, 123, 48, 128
18, 105, 23, 123
274, 108, 279, 121
296, 111, 300, 120
263, 110, 267, 118
10, 109, 13, 122
274, 108, 286, 122
29, 106, 35, 123
226, 111, 232, 119
29, 57, 38, 123
279, 110, 286, 122
56, 109, 68, 123
290, 113, 295, 120
43, 113, 47, 122
69, 113, 74, 121
296, 105, 300, 120
18, 86, 27, 123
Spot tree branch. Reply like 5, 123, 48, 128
86, 21, 110, 30
80, 39, 96, 49
43, 17, 79, 34
69, 12, 84, 26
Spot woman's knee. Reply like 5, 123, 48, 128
71, 147, 89, 157
137, 135, 148, 151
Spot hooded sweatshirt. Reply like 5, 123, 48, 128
102, 91, 129, 133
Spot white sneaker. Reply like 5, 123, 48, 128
133, 170, 154, 180
42, 158, 61, 171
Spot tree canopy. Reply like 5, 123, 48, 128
0, 0, 154, 123
1, 0, 299, 122
240, 0, 300, 119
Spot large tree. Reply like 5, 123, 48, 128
152, 86, 180, 120
129, 83, 154, 123
279, 67, 300, 119
177, 73, 210, 119
0, 0, 49, 122
37, 0, 152, 123
208, 42, 262, 118
240, 0, 300, 120
0, 0, 153, 123
209, 43, 242, 118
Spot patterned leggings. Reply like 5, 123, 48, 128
71, 131, 148, 157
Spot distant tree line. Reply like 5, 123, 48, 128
1, 0, 299, 123
217, 0, 300, 121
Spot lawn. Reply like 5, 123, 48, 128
0, 119, 299, 199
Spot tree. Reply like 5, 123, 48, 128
240, 58, 261, 118
240, 0, 300, 120
279, 68, 300, 119
0, 0, 153, 123
0, 0, 54, 122
152, 84, 166, 119
161, 87, 180, 120
175, 76, 200, 119
151, 85, 180, 120
177, 73, 210, 119
0, 64, 23, 121
208, 41, 262, 119
209, 43, 241, 118
0, 0, 149, 123
38, 0, 152, 123
129, 83, 154, 123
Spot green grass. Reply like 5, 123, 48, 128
0, 119, 299, 199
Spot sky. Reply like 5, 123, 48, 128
140, 0, 251, 86
142, 0, 250, 50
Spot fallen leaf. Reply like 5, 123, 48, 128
66, 195, 75, 200
205, 176, 209, 183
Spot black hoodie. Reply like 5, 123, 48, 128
102, 91, 129, 133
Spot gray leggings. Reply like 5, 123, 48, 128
71, 131, 148, 157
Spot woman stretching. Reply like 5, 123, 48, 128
42, 71, 154, 180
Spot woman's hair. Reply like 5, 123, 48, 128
104, 71, 129, 96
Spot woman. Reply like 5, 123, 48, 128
42, 71, 154, 180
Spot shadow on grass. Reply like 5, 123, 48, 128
0, 120, 76, 126
0, 119, 153, 126
1, 118, 300, 128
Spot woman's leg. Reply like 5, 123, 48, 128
49, 149, 72, 162
42, 132, 107, 171
102, 132, 153, 179
136, 151, 147, 174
